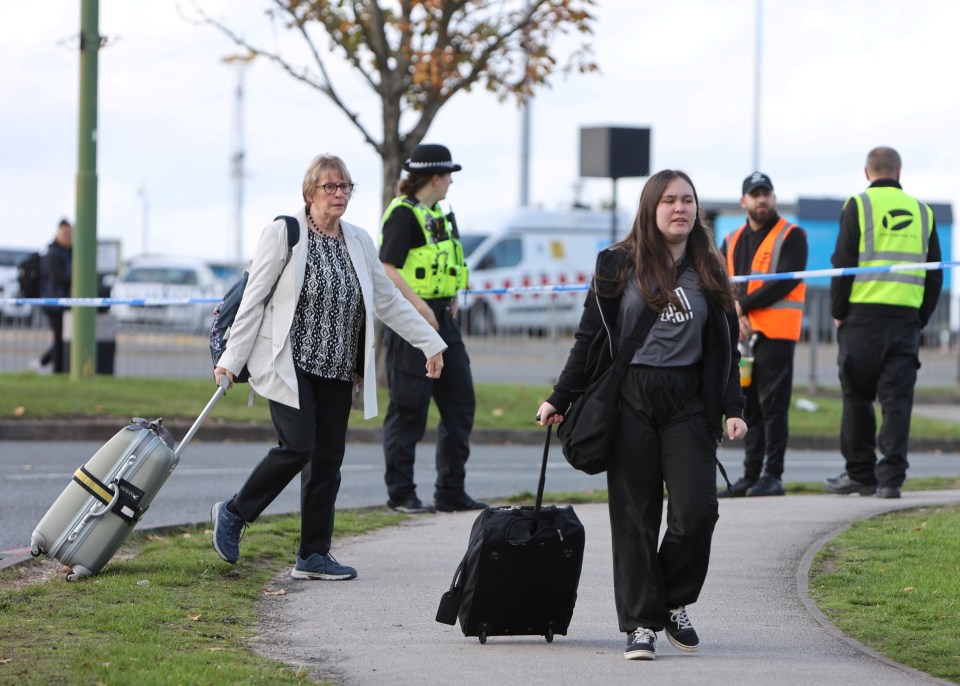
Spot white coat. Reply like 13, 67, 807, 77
217, 207, 447, 418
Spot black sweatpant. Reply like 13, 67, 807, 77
837, 315, 920, 489
741, 336, 795, 480
231, 369, 352, 558
607, 364, 719, 633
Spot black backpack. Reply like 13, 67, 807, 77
209, 216, 299, 383
17, 252, 43, 298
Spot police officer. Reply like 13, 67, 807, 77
718, 173, 807, 498
825, 147, 943, 499
379, 143, 486, 514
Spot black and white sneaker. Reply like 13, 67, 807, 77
624, 627, 657, 660
665, 606, 700, 652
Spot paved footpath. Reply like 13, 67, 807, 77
251, 491, 959, 686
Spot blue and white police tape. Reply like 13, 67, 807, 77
1, 261, 957, 305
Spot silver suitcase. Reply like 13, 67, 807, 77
30, 377, 228, 580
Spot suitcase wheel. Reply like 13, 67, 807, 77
545, 628, 554, 643
479, 630, 487, 645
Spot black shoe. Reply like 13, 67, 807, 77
387, 496, 436, 514
665, 606, 700, 652
624, 627, 657, 660
746, 475, 785, 497
876, 486, 902, 499
824, 472, 876, 496
435, 493, 487, 512
717, 476, 756, 498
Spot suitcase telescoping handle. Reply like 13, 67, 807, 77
534, 425, 552, 513
175, 375, 230, 458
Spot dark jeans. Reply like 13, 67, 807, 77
41, 309, 65, 373
837, 315, 920, 489
742, 337, 796, 480
608, 365, 719, 632
382, 307, 475, 504
231, 369, 352, 558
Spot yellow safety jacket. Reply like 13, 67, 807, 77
848, 187, 933, 309
726, 217, 806, 341
381, 197, 468, 299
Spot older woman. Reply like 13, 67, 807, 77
211, 154, 446, 580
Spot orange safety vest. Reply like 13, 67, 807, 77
726, 217, 806, 341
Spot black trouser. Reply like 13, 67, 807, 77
608, 365, 719, 633
41, 308, 65, 373
741, 336, 795, 481
382, 304, 476, 504
231, 369, 352, 558
837, 315, 919, 489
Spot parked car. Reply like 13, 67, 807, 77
111, 256, 220, 333
0, 247, 35, 323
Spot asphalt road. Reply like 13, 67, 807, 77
3, 440, 960, 562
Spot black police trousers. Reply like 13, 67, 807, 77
382, 305, 476, 504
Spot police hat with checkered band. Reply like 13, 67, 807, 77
403, 144, 462, 174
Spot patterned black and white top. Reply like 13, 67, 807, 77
291, 228, 365, 381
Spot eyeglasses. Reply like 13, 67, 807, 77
316, 182, 355, 195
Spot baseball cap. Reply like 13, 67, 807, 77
742, 172, 774, 195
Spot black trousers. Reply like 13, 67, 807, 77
382, 308, 476, 503
231, 369, 352, 558
607, 365, 719, 633
837, 315, 920, 489
741, 336, 796, 480
41, 309, 65, 373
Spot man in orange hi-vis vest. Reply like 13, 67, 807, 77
718, 173, 808, 498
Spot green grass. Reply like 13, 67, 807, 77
3, 373, 958, 439
0, 508, 406, 685
809, 504, 960, 683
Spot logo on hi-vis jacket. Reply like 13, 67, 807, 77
881, 209, 914, 231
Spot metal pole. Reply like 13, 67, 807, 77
71, 0, 100, 380
610, 178, 618, 245
232, 65, 246, 268
520, 100, 531, 206
751, 0, 763, 171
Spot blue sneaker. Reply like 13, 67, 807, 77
291, 553, 358, 580
211, 500, 246, 564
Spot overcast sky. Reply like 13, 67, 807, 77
1, 0, 958, 267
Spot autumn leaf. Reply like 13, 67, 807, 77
189, 613, 202, 621
901, 587, 915, 592
13, 406, 25, 417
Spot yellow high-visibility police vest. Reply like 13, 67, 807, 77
381, 197, 468, 299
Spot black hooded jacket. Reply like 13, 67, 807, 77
546, 248, 745, 445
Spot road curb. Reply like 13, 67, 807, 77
1, 419, 958, 452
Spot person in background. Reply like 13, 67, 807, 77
537, 169, 747, 661
211, 154, 446, 580
37, 219, 73, 373
378, 143, 485, 514
718, 173, 808, 498
824, 146, 942, 500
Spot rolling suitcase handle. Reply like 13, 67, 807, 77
534, 425, 552, 513
175, 375, 230, 458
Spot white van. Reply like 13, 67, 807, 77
459, 207, 633, 335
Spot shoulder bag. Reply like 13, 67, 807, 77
557, 262, 688, 474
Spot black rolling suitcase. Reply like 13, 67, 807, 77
436, 426, 585, 643
30, 377, 229, 580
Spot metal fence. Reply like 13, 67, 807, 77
2, 292, 958, 389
